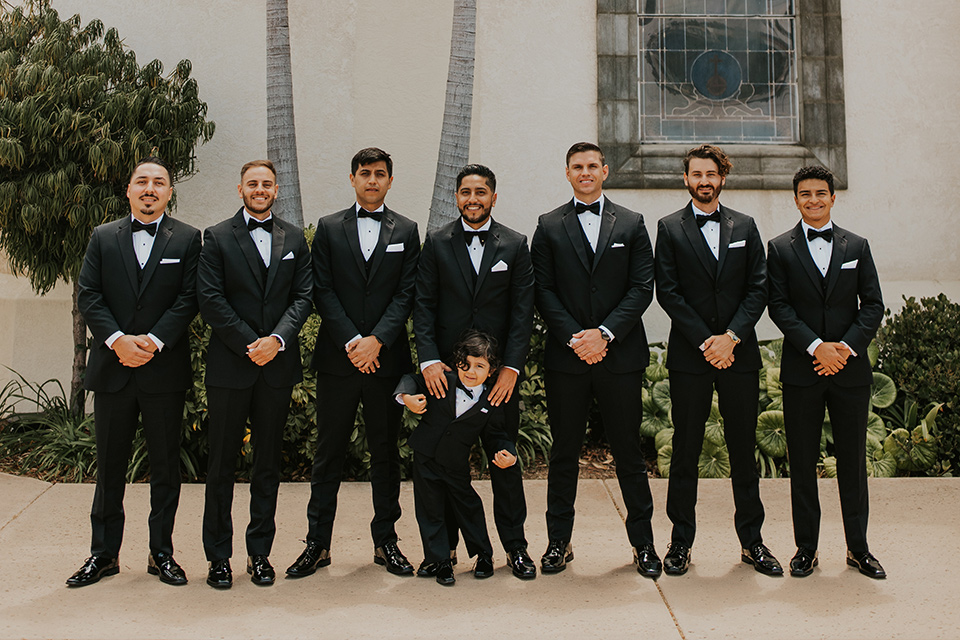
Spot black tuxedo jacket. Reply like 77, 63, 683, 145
78, 215, 202, 394
310, 205, 420, 377
767, 223, 883, 388
655, 202, 767, 374
197, 208, 313, 389
413, 218, 534, 370
397, 371, 516, 477
530, 198, 654, 374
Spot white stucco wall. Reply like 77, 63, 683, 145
2, 0, 958, 389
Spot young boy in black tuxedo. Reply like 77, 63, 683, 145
395, 330, 517, 585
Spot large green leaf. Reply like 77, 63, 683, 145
657, 444, 673, 478
870, 372, 897, 409
883, 427, 939, 472
651, 380, 672, 414
645, 351, 669, 383
698, 440, 730, 478
866, 411, 887, 441
704, 402, 725, 446
654, 427, 674, 452
765, 367, 782, 400
822, 455, 837, 478
640, 387, 672, 437
867, 339, 880, 368
756, 410, 787, 458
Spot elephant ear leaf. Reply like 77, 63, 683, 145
866, 411, 886, 441
698, 440, 730, 478
756, 410, 787, 458
657, 444, 673, 478
870, 372, 897, 410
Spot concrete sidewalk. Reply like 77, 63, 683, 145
0, 474, 957, 640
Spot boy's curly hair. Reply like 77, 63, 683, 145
451, 329, 501, 372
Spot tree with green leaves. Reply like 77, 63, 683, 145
0, 1, 215, 415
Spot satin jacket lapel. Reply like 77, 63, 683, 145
680, 205, 717, 277
451, 225, 476, 292
116, 219, 140, 295
138, 216, 173, 296
341, 211, 367, 276
264, 221, 285, 294
823, 228, 847, 299
232, 212, 265, 290
561, 206, 592, 273
592, 205, 615, 270
473, 222, 500, 296
715, 205, 734, 275
366, 211, 394, 283
789, 223, 825, 295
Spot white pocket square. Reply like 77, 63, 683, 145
159, 258, 180, 264
386, 242, 404, 253
841, 259, 858, 269
611, 242, 625, 248
480, 407, 489, 413
728, 240, 746, 248
282, 251, 295, 260
491, 260, 508, 272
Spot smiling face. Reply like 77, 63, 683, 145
457, 354, 492, 388
684, 156, 725, 211
126, 163, 172, 222
456, 174, 497, 229
350, 160, 393, 211
565, 150, 608, 203
238, 165, 279, 219
794, 178, 835, 229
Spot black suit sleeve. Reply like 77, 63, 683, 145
371, 222, 421, 348
600, 213, 655, 339
531, 220, 582, 342
149, 228, 202, 348
312, 221, 359, 345
269, 231, 313, 345
480, 409, 517, 458
726, 218, 767, 338
654, 219, 713, 347
840, 239, 884, 355
503, 237, 535, 370
767, 238, 820, 354
197, 227, 260, 356
413, 232, 443, 364
78, 227, 122, 344
394, 372, 428, 397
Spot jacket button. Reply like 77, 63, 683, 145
136, 304, 142, 310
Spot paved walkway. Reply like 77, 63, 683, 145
1, 474, 957, 639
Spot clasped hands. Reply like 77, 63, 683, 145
346, 336, 381, 374
703, 333, 736, 369
813, 341, 851, 376
114, 334, 157, 367
568, 328, 608, 365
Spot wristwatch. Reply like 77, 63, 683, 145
724, 329, 741, 345
599, 328, 612, 342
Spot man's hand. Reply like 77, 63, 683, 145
487, 367, 518, 406
347, 336, 382, 374
703, 334, 736, 369
137, 335, 159, 354
113, 334, 154, 368
423, 361, 452, 398
492, 449, 517, 469
570, 328, 608, 362
247, 336, 281, 367
813, 342, 850, 376
401, 393, 428, 415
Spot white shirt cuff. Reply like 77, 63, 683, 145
840, 341, 857, 357
106, 331, 124, 349
345, 334, 362, 349
271, 333, 286, 351
807, 338, 824, 356
147, 333, 164, 352
395, 393, 406, 405
420, 359, 441, 372
504, 366, 520, 375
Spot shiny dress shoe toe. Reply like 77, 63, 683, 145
541, 540, 573, 574
633, 544, 663, 579
473, 553, 494, 579
789, 548, 818, 577
435, 559, 456, 586
207, 559, 233, 589
147, 552, 187, 585
417, 560, 441, 577
285, 542, 331, 577
663, 543, 692, 576
247, 555, 276, 586
507, 546, 537, 580
847, 551, 886, 579
374, 541, 414, 575
741, 543, 784, 576
66, 555, 119, 587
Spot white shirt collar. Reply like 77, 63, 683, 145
131, 212, 165, 227
800, 219, 833, 239
356, 203, 385, 214
461, 217, 492, 232
243, 208, 273, 225
573, 194, 605, 214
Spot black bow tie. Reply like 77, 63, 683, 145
695, 211, 720, 228
464, 230, 489, 246
456, 380, 475, 399
807, 227, 833, 243
131, 219, 158, 236
357, 208, 382, 222
575, 201, 601, 215
247, 217, 274, 233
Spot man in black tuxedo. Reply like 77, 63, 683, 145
197, 159, 312, 589
286, 148, 419, 579
413, 164, 536, 579
655, 144, 781, 577
767, 165, 885, 579
530, 142, 661, 578
70, 156, 201, 587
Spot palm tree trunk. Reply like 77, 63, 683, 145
70, 280, 87, 418
266, 0, 304, 228
427, 0, 476, 232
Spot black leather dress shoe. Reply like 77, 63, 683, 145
207, 559, 232, 589
633, 544, 663, 579
417, 560, 441, 577
374, 541, 414, 575
541, 540, 573, 574
741, 543, 784, 576
789, 548, 818, 577
435, 559, 455, 586
147, 552, 187, 586
507, 546, 537, 580
473, 553, 494, 579
285, 542, 331, 578
247, 555, 276, 586
663, 543, 691, 576
847, 551, 886, 579
66, 555, 119, 587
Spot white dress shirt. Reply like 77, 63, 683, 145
455, 381, 485, 418
693, 205, 720, 259
463, 217, 492, 274
356, 203, 383, 262
243, 208, 273, 268
105, 214, 166, 352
